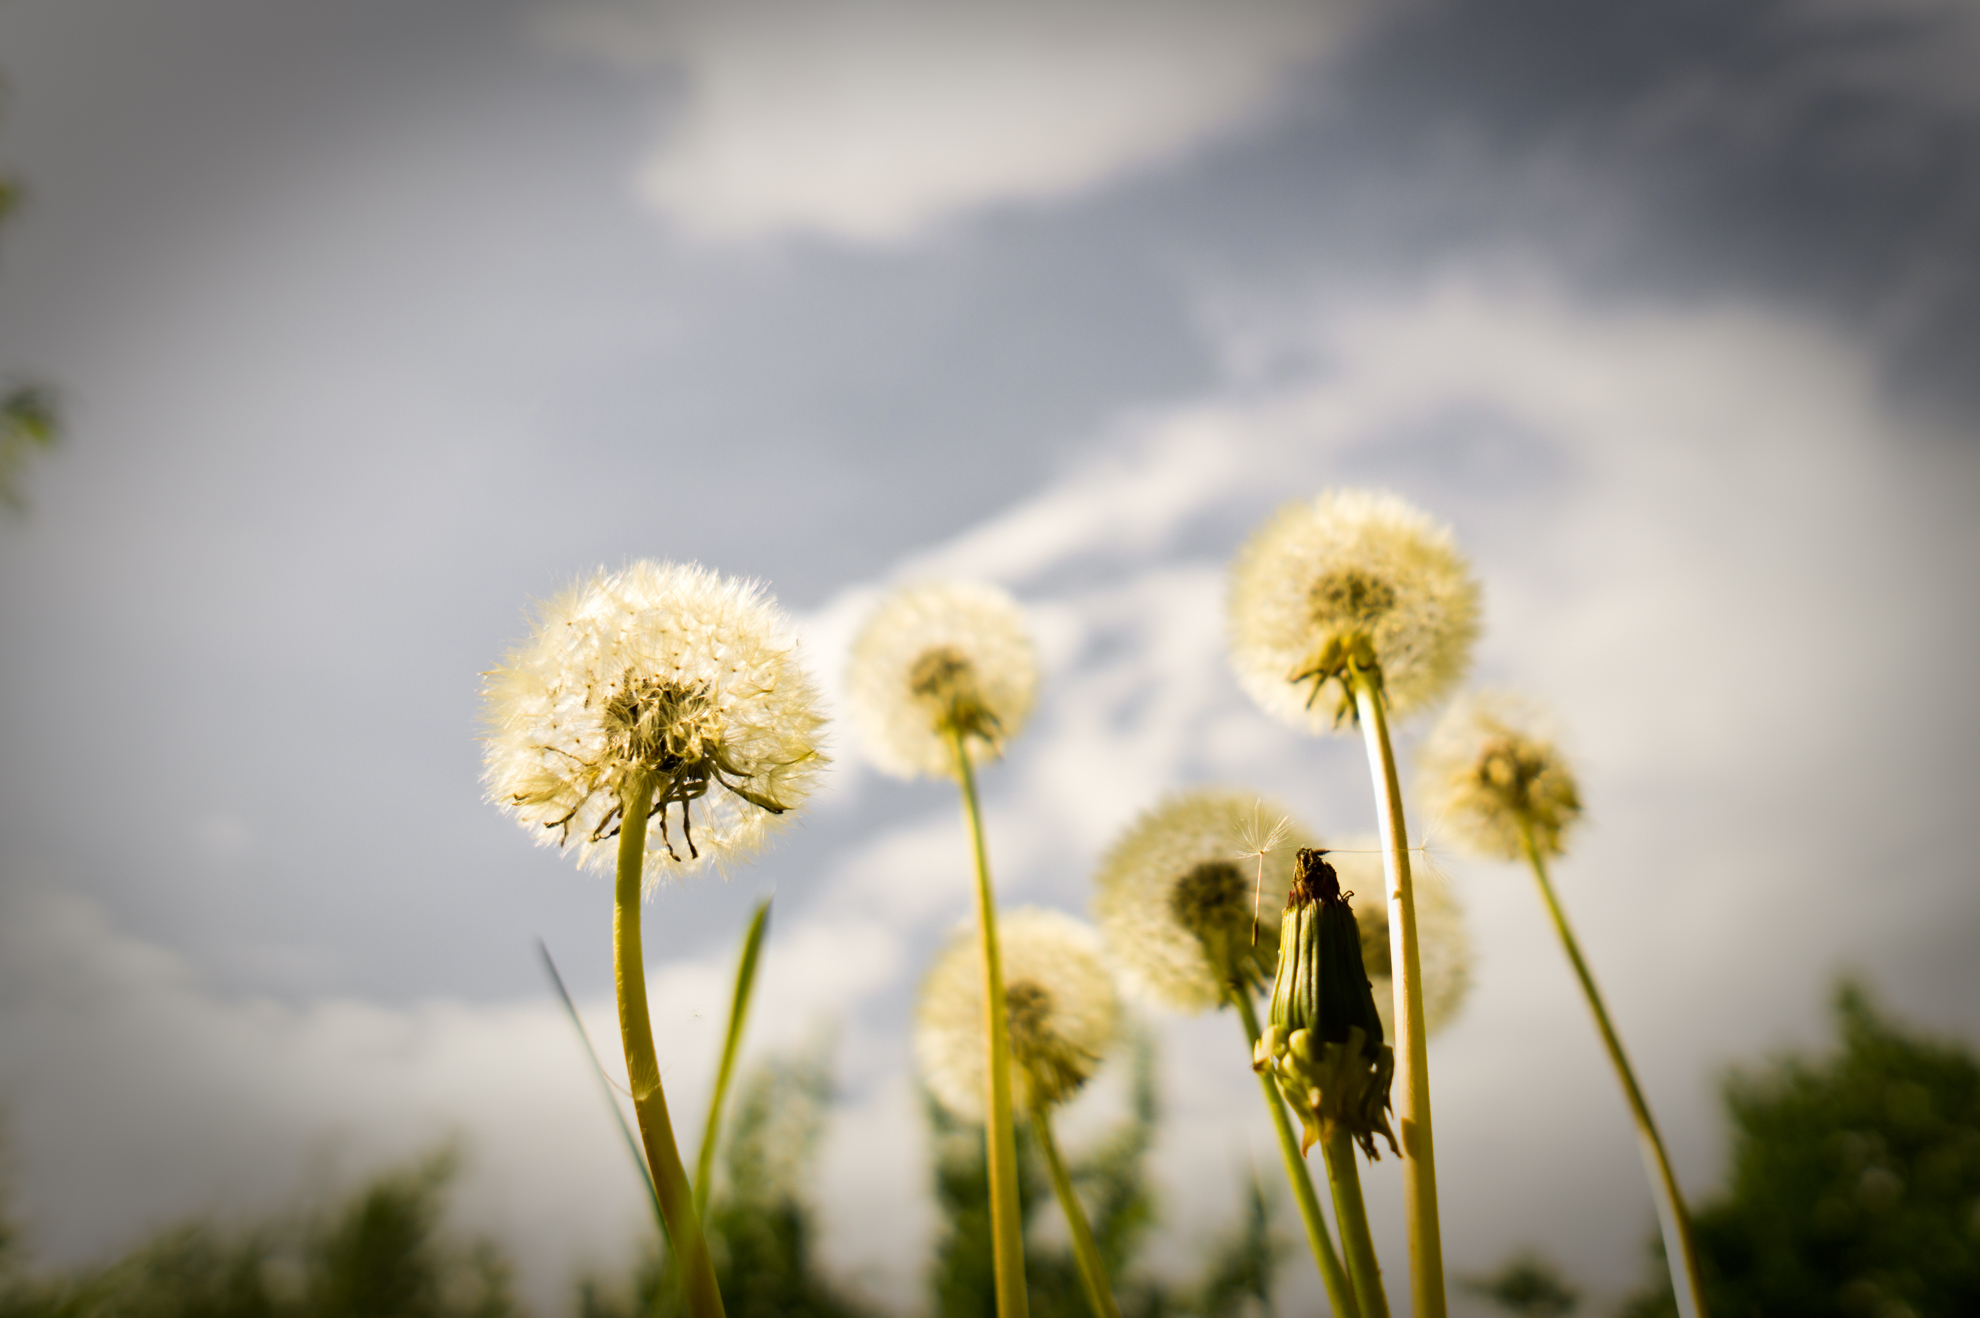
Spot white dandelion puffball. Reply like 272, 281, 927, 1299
1092, 789, 1315, 1015
915, 908, 1121, 1120
1228, 489, 1480, 730
1419, 690, 1583, 862
1329, 843, 1474, 1039
482, 561, 828, 885
845, 581, 1038, 779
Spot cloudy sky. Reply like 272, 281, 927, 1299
2, 0, 1978, 1312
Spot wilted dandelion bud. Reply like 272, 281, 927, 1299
1253, 849, 1398, 1158
1328, 844, 1474, 1038
1420, 691, 1583, 861
916, 908, 1120, 1118
1092, 790, 1315, 1014
481, 561, 827, 884
1228, 490, 1480, 730
846, 582, 1039, 779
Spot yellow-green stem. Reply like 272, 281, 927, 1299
1032, 1107, 1122, 1318
950, 727, 1029, 1318
614, 771, 725, 1318
695, 898, 772, 1219
1520, 822, 1707, 1318
1349, 668, 1446, 1318
1231, 987, 1359, 1318
1321, 1129, 1391, 1318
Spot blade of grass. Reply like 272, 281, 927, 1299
537, 938, 664, 1231
694, 897, 773, 1219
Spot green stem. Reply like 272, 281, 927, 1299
614, 771, 725, 1318
695, 898, 773, 1219
1349, 667, 1446, 1318
1032, 1107, 1122, 1318
1321, 1129, 1391, 1318
1231, 987, 1359, 1318
1520, 823, 1708, 1318
950, 726, 1029, 1318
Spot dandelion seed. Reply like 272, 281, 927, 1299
845, 581, 1038, 780
481, 561, 828, 886
1418, 691, 1582, 862
1093, 789, 1315, 1014
916, 909, 1120, 1120
1235, 807, 1293, 947
1228, 489, 1480, 730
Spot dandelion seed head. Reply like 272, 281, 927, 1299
481, 561, 827, 887
915, 908, 1120, 1119
1329, 842, 1474, 1038
1228, 489, 1480, 730
1419, 690, 1583, 862
1093, 789, 1313, 1014
846, 581, 1038, 779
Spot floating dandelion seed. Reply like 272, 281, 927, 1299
482, 561, 828, 885
845, 581, 1038, 780
1328, 843, 1473, 1039
1093, 789, 1315, 1014
916, 908, 1120, 1120
1228, 489, 1480, 731
1419, 691, 1583, 862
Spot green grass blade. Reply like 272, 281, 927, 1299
537, 938, 665, 1230
694, 897, 773, 1218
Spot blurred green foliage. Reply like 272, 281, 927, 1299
1464, 1252, 1579, 1316
1622, 982, 1980, 1318
0, 1148, 517, 1318
0, 80, 60, 517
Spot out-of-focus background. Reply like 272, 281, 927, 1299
2, 0, 1977, 1313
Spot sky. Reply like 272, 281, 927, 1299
1, 0, 1978, 1313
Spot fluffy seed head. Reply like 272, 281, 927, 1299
915, 908, 1120, 1119
1228, 489, 1480, 730
1326, 842, 1473, 1039
845, 581, 1038, 779
481, 561, 827, 886
1093, 789, 1315, 1014
1419, 690, 1583, 861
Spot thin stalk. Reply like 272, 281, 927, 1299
614, 770, 725, 1318
1320, 1129, 1391, 1318
537, 940, 665, 1231
1230, 987, 1360, 1318
1349, 667, 1446, 1318
1519, 822, 1707, 1318
949, 726, 1029, 1318
694, 897, 773, 1219
1032, 1107, 1122, 1318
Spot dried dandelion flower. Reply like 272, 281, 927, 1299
1419, 691, 1583, 861
916, 908, 1120, 1119
1328, 841, 1473, 1039
1228, 489, 1480, 730
845, 581, 1038, 779
482, 561, 827, 884
1092, 789, 1315, 1014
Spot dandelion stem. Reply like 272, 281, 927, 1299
695, 897, 772, 1219
614, 770, 725, 1318
1230, 986, 1359, 1318
1032, 1107, 1122, 1318
1349, 666, 1446, 1318
1519, 820, 1707, 1318
950, 725, 1029, 1318
1321, 1129, 1391, 1318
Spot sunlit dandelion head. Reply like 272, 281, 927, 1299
915, 908, 1121, 1119
1228, 489, 1480, 731
481, 561, 828, 887
845, 581, 1038, 780
1420, 690, 1583, 862
1093, 789, 1314, 1015
1329, 841, 1474, 1038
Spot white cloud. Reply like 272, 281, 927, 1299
8, 274, 1977, 1310
542, 0, 1361, 243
